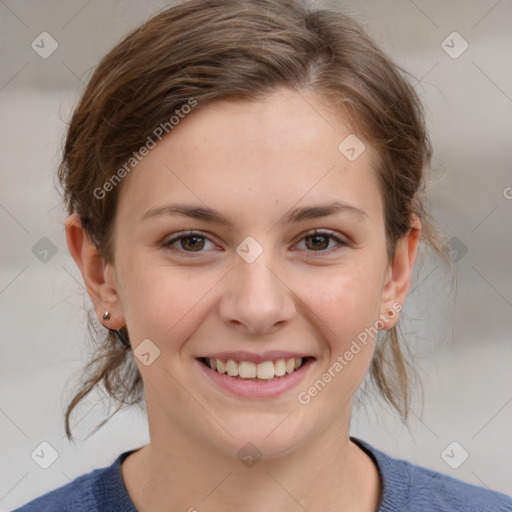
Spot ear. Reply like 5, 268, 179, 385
378, 214, 421, 330
64, 213, 125, 330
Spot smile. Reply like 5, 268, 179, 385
195, 355, 316, 398
198, 356, 313, 381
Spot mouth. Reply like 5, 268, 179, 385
197, 356, 314, 382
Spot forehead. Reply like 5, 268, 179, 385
116, 89, 383, 228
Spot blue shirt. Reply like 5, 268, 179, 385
13, 437, 512, 511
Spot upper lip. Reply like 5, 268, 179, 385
197, 351, 314, 364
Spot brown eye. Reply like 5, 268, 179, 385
163, 231, 215, 254
180, 235, 205, 251
295, 230, 348, 254
305, 234, 330, 251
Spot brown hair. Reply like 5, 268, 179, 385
58, 0, 453, 440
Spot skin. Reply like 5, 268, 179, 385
66, 88, 420, 511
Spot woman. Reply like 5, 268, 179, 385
15, 0, 512, 510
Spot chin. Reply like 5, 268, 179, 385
205, 413, 312, 463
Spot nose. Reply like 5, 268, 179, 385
218, 247, 296, 335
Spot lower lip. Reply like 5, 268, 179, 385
196, 358, 314, 398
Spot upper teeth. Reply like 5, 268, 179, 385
208, 357, 303, 380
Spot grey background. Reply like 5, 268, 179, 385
1, 0, 511, 509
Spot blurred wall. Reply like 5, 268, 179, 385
1, 0, 511, 509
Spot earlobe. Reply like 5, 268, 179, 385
379, 215, 421, 329
64, 213, 125, 329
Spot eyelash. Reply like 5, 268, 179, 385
161, 229, 349, 257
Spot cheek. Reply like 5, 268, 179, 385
295, 268, 383, 410
117, 257, 218, 346
299, 261, 384, 345
294, 261, 385, 402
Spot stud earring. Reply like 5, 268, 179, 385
103, 311, 111, 320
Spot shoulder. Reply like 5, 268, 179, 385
12, 450, 138, 512
351, 437, 512, 512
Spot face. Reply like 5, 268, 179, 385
73, 88, 418, 461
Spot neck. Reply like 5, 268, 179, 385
121, 408, 381, 511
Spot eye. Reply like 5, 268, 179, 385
161, 229, 349, 257
294, 230, 349, 254
162, 231, 216, 254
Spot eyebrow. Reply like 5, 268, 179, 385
140, 201, 368, 227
